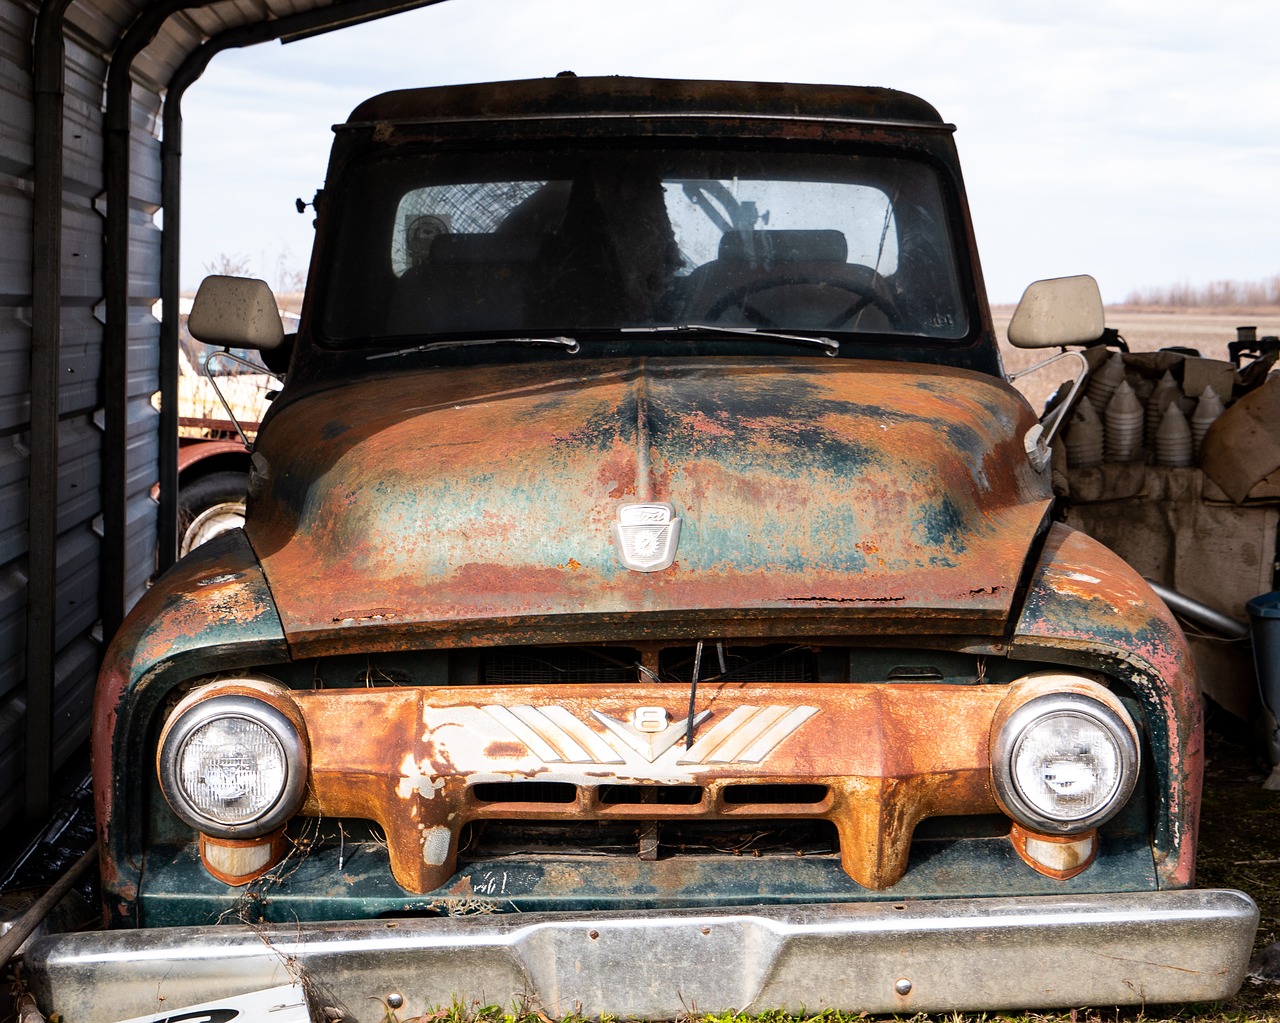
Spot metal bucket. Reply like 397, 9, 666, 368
1246, 591, 1280, 772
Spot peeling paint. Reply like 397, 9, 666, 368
1012, 523, 1202, 888
286, 682, 1007, 893
248, 358, 1051, 657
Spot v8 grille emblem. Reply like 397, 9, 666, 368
481, 704, 818, 766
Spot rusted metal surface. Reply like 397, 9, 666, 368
250, 358, 1051, 658
93, 530, 288, 920
1011, 523, 1202, 888
176, 437, 246, 472
345, 78, 951, 133
170, 680, 1019, 893
29, 891, 1259, 1022
78, 75, 1213, 998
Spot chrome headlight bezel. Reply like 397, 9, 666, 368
158, 689, 308, 839
991, 688, 1140, 835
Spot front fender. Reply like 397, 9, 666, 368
93, 530, 287, 924
1011, 523, 1201, 888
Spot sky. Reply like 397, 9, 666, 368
178, 0, 1280, 304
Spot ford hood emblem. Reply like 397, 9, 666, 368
612, 502, 681, 572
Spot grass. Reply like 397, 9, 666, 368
381, 1004, 1280, 1023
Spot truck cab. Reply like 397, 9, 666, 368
28, 76, 1256, 1021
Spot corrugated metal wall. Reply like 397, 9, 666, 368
0, 0, 467, 834
0, 0, 39, 829
0, 0, 121, 828
0, 0, 174, 830
1, 0, 440, 834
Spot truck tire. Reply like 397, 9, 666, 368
177, 470, 249, 557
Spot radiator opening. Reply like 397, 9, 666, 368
470, 782, 577, 804
458, 819, 839, 860
722, 783, 829, 805
597, 785, 703, 806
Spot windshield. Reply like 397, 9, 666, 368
321, 144, 969, 344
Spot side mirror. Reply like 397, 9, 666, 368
1007, 275, 1104, 349
188, 275, 285, 351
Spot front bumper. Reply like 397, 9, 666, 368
27, 889, 1257, 1022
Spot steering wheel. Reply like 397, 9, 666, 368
701, 267, 903, 331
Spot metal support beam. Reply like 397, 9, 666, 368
154, 0, 448, 575
26, 0, 77, 824
104, 0, 223, 637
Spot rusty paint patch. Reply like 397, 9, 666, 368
93, 530, 288, 923
273, 681, 1007, 894
484, 741, 527, 759
333, 607, 401, 623
1012, 523, 1201, 888
248, 358, 1050, 657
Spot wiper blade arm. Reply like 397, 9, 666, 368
368, 335, 581, 361
622, 324, 840, 356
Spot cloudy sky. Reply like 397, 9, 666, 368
179, 0, 1280, 304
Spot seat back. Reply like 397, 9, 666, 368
388, 233, 542, 334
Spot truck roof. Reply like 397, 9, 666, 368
344, 75, 949, 131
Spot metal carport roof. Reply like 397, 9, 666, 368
3, 0, 447, 830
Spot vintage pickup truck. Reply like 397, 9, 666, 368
28, 76, 1258, 1020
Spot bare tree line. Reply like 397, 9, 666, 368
1123, 273, 1280, 307
201, 249, 307, 296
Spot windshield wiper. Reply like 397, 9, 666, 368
620, 324, 840, 356
368, 335, 581, 361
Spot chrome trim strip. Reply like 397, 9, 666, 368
26, 889, 1256, 1022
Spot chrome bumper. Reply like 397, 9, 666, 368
27, 889, 1257, 1022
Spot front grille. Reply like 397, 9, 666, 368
471, 782, 576, 804
268, 642, 1010, 690
477, 643, 822, 685
458, 819, 840, 859
723, 783, 829, 805
481, 647, 640, 685
464, 782, 831, 809
598, 785, 702, 806
660, 644, 817, 683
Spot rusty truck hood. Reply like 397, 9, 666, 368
248, 357, 1050, 654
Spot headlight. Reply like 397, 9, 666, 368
991, 686, 1139, 834
158, 688, 307, 838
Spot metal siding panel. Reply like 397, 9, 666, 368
0, 321, 31, 433
0, 564, 26, 704
57, 417, 103, 538
0, 1, 34, 453
12, 0, 110, 827
52, 636, 99, 761
0, 636, 98, 830
125, 90, 163, 613
59, 316, 104, 418
0, 690, 23, 829
60, 210, 103, 306
0, 0, 35, 828
1, 0, 356, 834
63, 38, 108, 118
63, 0, 131, 54
0, 4, 34, 178
55, 526, 101, 653
0, 437, 28, 569
0, 184, 34, 300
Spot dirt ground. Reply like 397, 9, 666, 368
1195, 707, 1280, 1017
